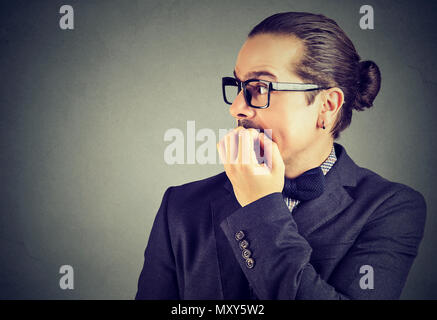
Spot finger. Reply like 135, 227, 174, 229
227, 126, 243, 164
217, 139, 226, 165
252, 132, 273, 175
236, 129, 252, 165
225, 134, 233, 165
232, 129, 242, 164
258, 129, 271, 152
247, 130, 260, 165
243, 129, 261, 165
259, 131, 278, 171
237, 129, 243, 165
250, 129, 263, 162
258, 132, 269, 167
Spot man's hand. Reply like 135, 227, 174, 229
217, 127, 285, 207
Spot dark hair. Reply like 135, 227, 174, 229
248, 12, 381, 139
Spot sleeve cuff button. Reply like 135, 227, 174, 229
235, 231, 245, 241
246, 258, 255, 269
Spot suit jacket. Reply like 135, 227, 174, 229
135, 143, 426, 299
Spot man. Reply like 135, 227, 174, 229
135, 12, 426, 299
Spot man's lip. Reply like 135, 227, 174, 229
236, 121, 274, 141
237, 122, 264, 132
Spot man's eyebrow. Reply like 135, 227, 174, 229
233, 70, 277, 81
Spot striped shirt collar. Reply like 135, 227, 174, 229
320, 144, 337, 176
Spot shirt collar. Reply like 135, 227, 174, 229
320, 144, 337, 176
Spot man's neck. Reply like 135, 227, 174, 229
283, 139, 334, 179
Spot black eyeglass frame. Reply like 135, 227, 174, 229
222, 76, 331, 109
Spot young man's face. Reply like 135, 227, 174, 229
231, 33, 325, 164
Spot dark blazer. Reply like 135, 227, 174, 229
135, 143, 426, 299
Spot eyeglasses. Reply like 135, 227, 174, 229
222, 76, 330, 109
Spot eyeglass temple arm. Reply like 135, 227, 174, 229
271, 82, 329, 91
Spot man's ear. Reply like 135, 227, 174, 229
320, 87, 344, 127
325, 87, 344, 113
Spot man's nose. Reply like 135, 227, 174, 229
229, 91, 256, 121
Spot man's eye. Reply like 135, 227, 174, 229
249, 83, 268, 94
258, 86, 268, 94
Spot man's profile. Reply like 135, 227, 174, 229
135, 12, 426, 300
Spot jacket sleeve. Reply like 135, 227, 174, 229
219, 189, 426, 300
135, 187, 180, 299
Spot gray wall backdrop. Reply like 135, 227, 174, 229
1, 0, 436, 299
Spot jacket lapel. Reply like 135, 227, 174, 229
293, 143, 358, 237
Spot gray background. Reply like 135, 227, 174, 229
1, 0, 436, 299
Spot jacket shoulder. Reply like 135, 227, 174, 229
355, 165, 425, 202
171, 171, 228, 201
352, 165, 426, 227
163, 172, 229, 220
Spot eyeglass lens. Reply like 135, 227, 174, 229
224, 80, 269, 107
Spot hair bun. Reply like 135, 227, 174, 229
354, 60, 381, 111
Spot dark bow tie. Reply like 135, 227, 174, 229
282, 167, 325, 201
